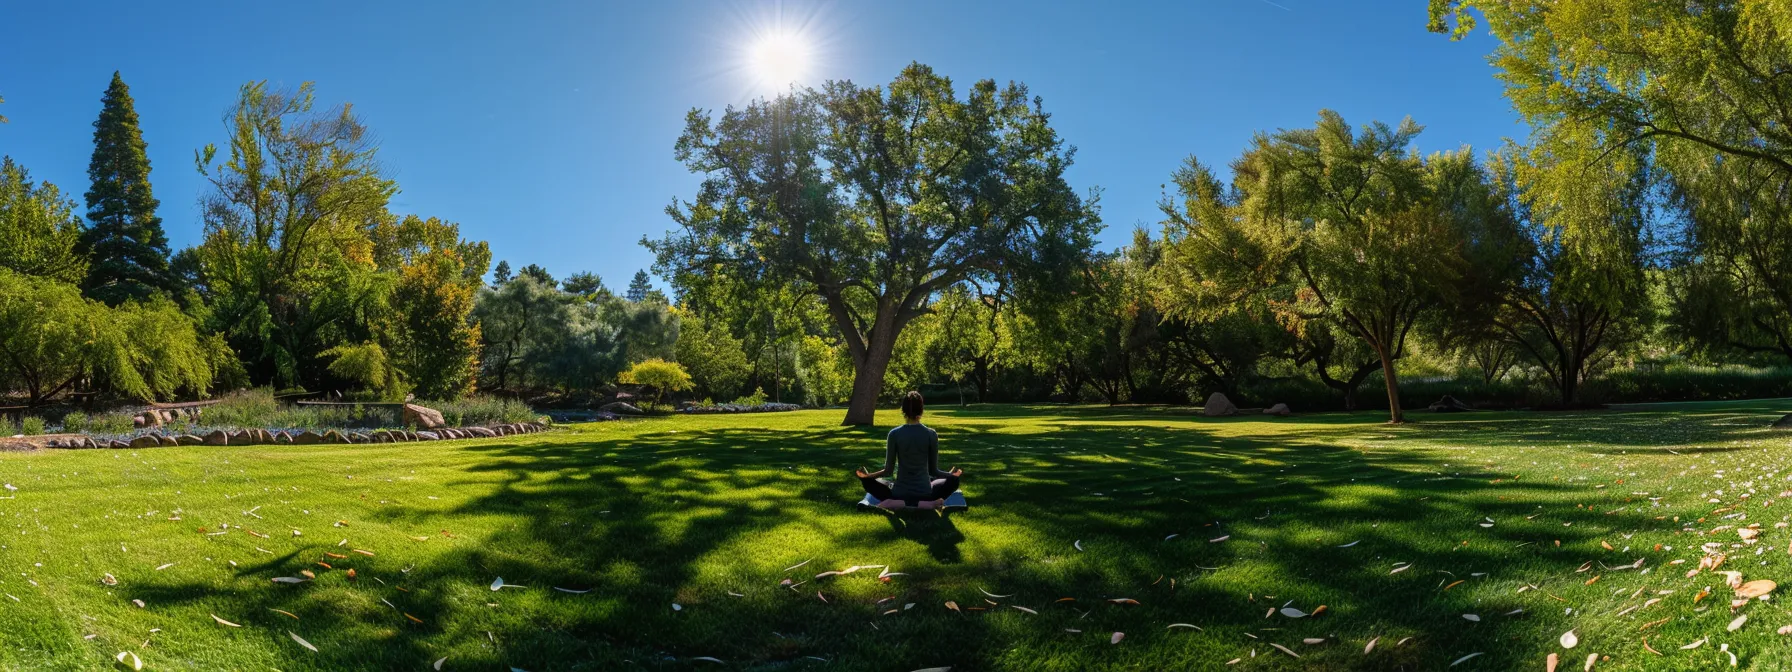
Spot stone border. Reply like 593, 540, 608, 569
30, 422, 552, 449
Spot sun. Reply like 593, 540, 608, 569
747, 31, 812, 90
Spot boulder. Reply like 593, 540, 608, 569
1202, 392, 1238, 417
469, 426, 496, 438
321, 430, 349, 444
1263, 403, 1292, 417
273, 431, 293, 444
348, 432, 370, 444
227, 430, 251, 444
203, 430, 230, 446
1428, 395, 1473, 413
108, 439, 128, 448
293, 431, 324, 445
158, 435, 179, 447
403, 404, 446, 430
599, 402, 643, 416
416, 431, 440, 441
493, 425, 510, 436
129, 435, 161, 448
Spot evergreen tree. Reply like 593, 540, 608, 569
626, 270, 654, 302
492, 260, 512, 284
518, 263, 554, 287
83, 72, 172, 305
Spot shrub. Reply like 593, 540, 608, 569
92, 413, 136, 435
60, 412, 88, 433
19, 416, 44, 435
429, 396, 536, 426
619, 358, 694, 410
733, 387, 769, 407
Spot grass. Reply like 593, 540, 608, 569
2, 401, 1792, 670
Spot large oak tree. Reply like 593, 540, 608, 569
650, 63, 1099, 425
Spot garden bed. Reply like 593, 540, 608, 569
678, 402, 805, 414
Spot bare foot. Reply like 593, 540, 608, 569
916, 499, 944, 510
877, 499, 906, 511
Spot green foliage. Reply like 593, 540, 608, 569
427, 395, 536, 425
619, 358, 694, 410
377, 217, 485, 399
0, 157, 88, 284
91, 412, 136, 435
491, 260, 512, 285
114, 295, 217, 399
1156, 111, 1504, 421
0, 269, 139, 404
18, 416, 43, 435
472, 275, 677, 393
59, 412, 88, 433
673, 310, 749, 400
732, 387, 768, 406
652, 62, 1101, 424
192, 81, 396, 390
83, 72, 174, 305
561, 271, 605, 298
322, 342, 405, 398
796, 335, 852, 407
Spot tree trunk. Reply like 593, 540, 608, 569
841, 328, 897, 426
1375, 343, 1404, 423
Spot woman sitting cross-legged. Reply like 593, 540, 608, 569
856, 391, 963, 510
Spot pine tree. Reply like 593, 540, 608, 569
626, 270, 653, 302
492, 260, 512, 284
83, 72, 172, 305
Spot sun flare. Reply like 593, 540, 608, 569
747, 31, 812, 89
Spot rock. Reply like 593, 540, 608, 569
494, 425, 510, 436
348, 432, 370, 444
108, 439, 127, 448
615, 391, 635, 401
321, 430, 348, 444
403, 404, 446, 430
129, 435, 161, 448
1428, 395, 1473, 412
204, 430, 230, 446
132, 415, 147, 429
293, 431, 324, 445
1202, 392, 1238, 417
228, 430, 251, 444
599, 402, 644, 416
1263, 403, 1292, 416
158, 435, 179, 447
469, 426, 496, 438
416, 431, 440, 441
273, 431, 293, 444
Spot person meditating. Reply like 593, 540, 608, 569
856, 391, 962, 510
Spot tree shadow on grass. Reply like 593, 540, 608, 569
109, 403, 1783, 670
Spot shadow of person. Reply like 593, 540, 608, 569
878, 509, 966, 563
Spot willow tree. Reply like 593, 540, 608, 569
1432, 1, 1792, 361
651, 62, 1099, 425
1157, 111, 1498, 422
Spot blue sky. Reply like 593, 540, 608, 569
0, 1, 1517, 290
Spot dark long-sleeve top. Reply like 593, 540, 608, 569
882, 423, 949, 499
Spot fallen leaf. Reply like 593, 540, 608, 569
271, 576, 308, 584
434, 657, 447, 670
1270, 643, 1300, 658
1338, 540, 1360, 548
211, 614, 241, 627
1210, 535, 1230, 543
1462, 614, 1481, 622
1737, 580, 1777, 598
1281, 607, 1308, 618
945, 601, 960, 613
1167, 623, 1201, 630
101, 574, 118, 586
1451, 652, 1484, 666
1561, 630, 1578, 648
1365, 636, 1379, 654
277, 630, 316, 653
1011, 606, 1037, 615
1110, 632, 1124, 644
553, 587, 591, 594
1729, 614, 1747, 632
1074, 540, 1083, 552
1109, 598, 1140, 606
115, 651, 142, 671
1303, 638, 1326, 645
1680, 637, 1707, 650
268, 608, 298, 620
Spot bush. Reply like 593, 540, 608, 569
619, 358, 694, 410
733, 387, 769, 407
60, 411, 88, 433
428, 396, 536, 426
19, 416, 44, 435
92, 413, 136, 435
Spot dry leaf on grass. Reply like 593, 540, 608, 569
1737, 580, 1777, 598
1462, 614, 1481, 622
553, 587, 591, 594
210, 614, 241, 627
114, 651, 142, 671
288, 631, 318, 652
1110, 632, 1124, 644
1280, 607, 1307, 618
268, 608, 298, 620
1365, 636, 1379, 654
1450, 652, 1484, 666
1270, 643, 1300, 658
1729, 615, 1748, 632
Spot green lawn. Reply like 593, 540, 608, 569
4, 401, 1792, 670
